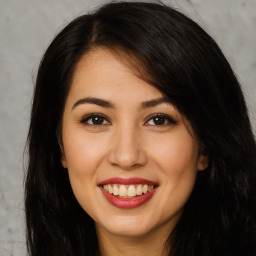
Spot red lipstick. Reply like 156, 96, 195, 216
98, 177, 157, 186
98, 177, 158, 209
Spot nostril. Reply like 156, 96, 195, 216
107, 144, 148, 169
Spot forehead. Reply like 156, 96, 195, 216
68, 47, 164, 103
73, 46, 152, 84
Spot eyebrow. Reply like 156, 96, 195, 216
140, 97, 172, 109
72, 96, 172, 110
72, 97, 115, 110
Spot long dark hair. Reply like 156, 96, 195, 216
25, 2, 256, 255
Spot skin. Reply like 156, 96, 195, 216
61, 48, 208, 256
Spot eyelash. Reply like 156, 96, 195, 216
80, 113, 177, 127
145, 114, 177, 126
81, 113, 111, 126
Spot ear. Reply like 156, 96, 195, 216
61, 152, 68, 169
58, 139, 68, 168
197, 153, 208, 171
56, 130, 68, 168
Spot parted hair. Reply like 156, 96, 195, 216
25, 2, 256, 255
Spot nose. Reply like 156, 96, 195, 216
107, 126, 148, 170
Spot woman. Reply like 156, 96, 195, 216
25, 2, 256, 255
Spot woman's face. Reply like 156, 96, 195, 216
61, 48, 207, 239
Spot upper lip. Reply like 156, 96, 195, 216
98, 177, 158, 186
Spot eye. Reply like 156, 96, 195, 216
81, 114, 111, 126
145, 114, 177, 126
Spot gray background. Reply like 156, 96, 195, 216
0, 0, 255, 255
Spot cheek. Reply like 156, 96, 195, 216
148, 134, 199, 220
149, 130, 199, 206
62, 130, 110, 210
63, 130, 107, 175
63, 133, 104, 215
150, 132, 199, 175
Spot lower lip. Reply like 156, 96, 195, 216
100, 186, 157, 209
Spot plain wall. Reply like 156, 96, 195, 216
0, 0, 255, 255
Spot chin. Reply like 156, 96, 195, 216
95, 213, 171, 238
100, 224, 154, 238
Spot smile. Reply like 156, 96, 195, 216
102, 184, 155, 198
98, 178, 158, 209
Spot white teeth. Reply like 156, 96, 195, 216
102, 184, 155, 198
107, 184, 113, 194
127, 185, 136, 197
119, 185, 127, 197
136, 184, 143, 195
113, 184, 119, 196
142, 185, 148, 194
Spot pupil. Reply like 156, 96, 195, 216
93, 116, 103, 125
154, 116, 165, 125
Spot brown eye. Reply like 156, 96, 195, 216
81, 114, 111, 126
91, 116, 104, 125
145, 114, 177, 126
151, 116, 166, 125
